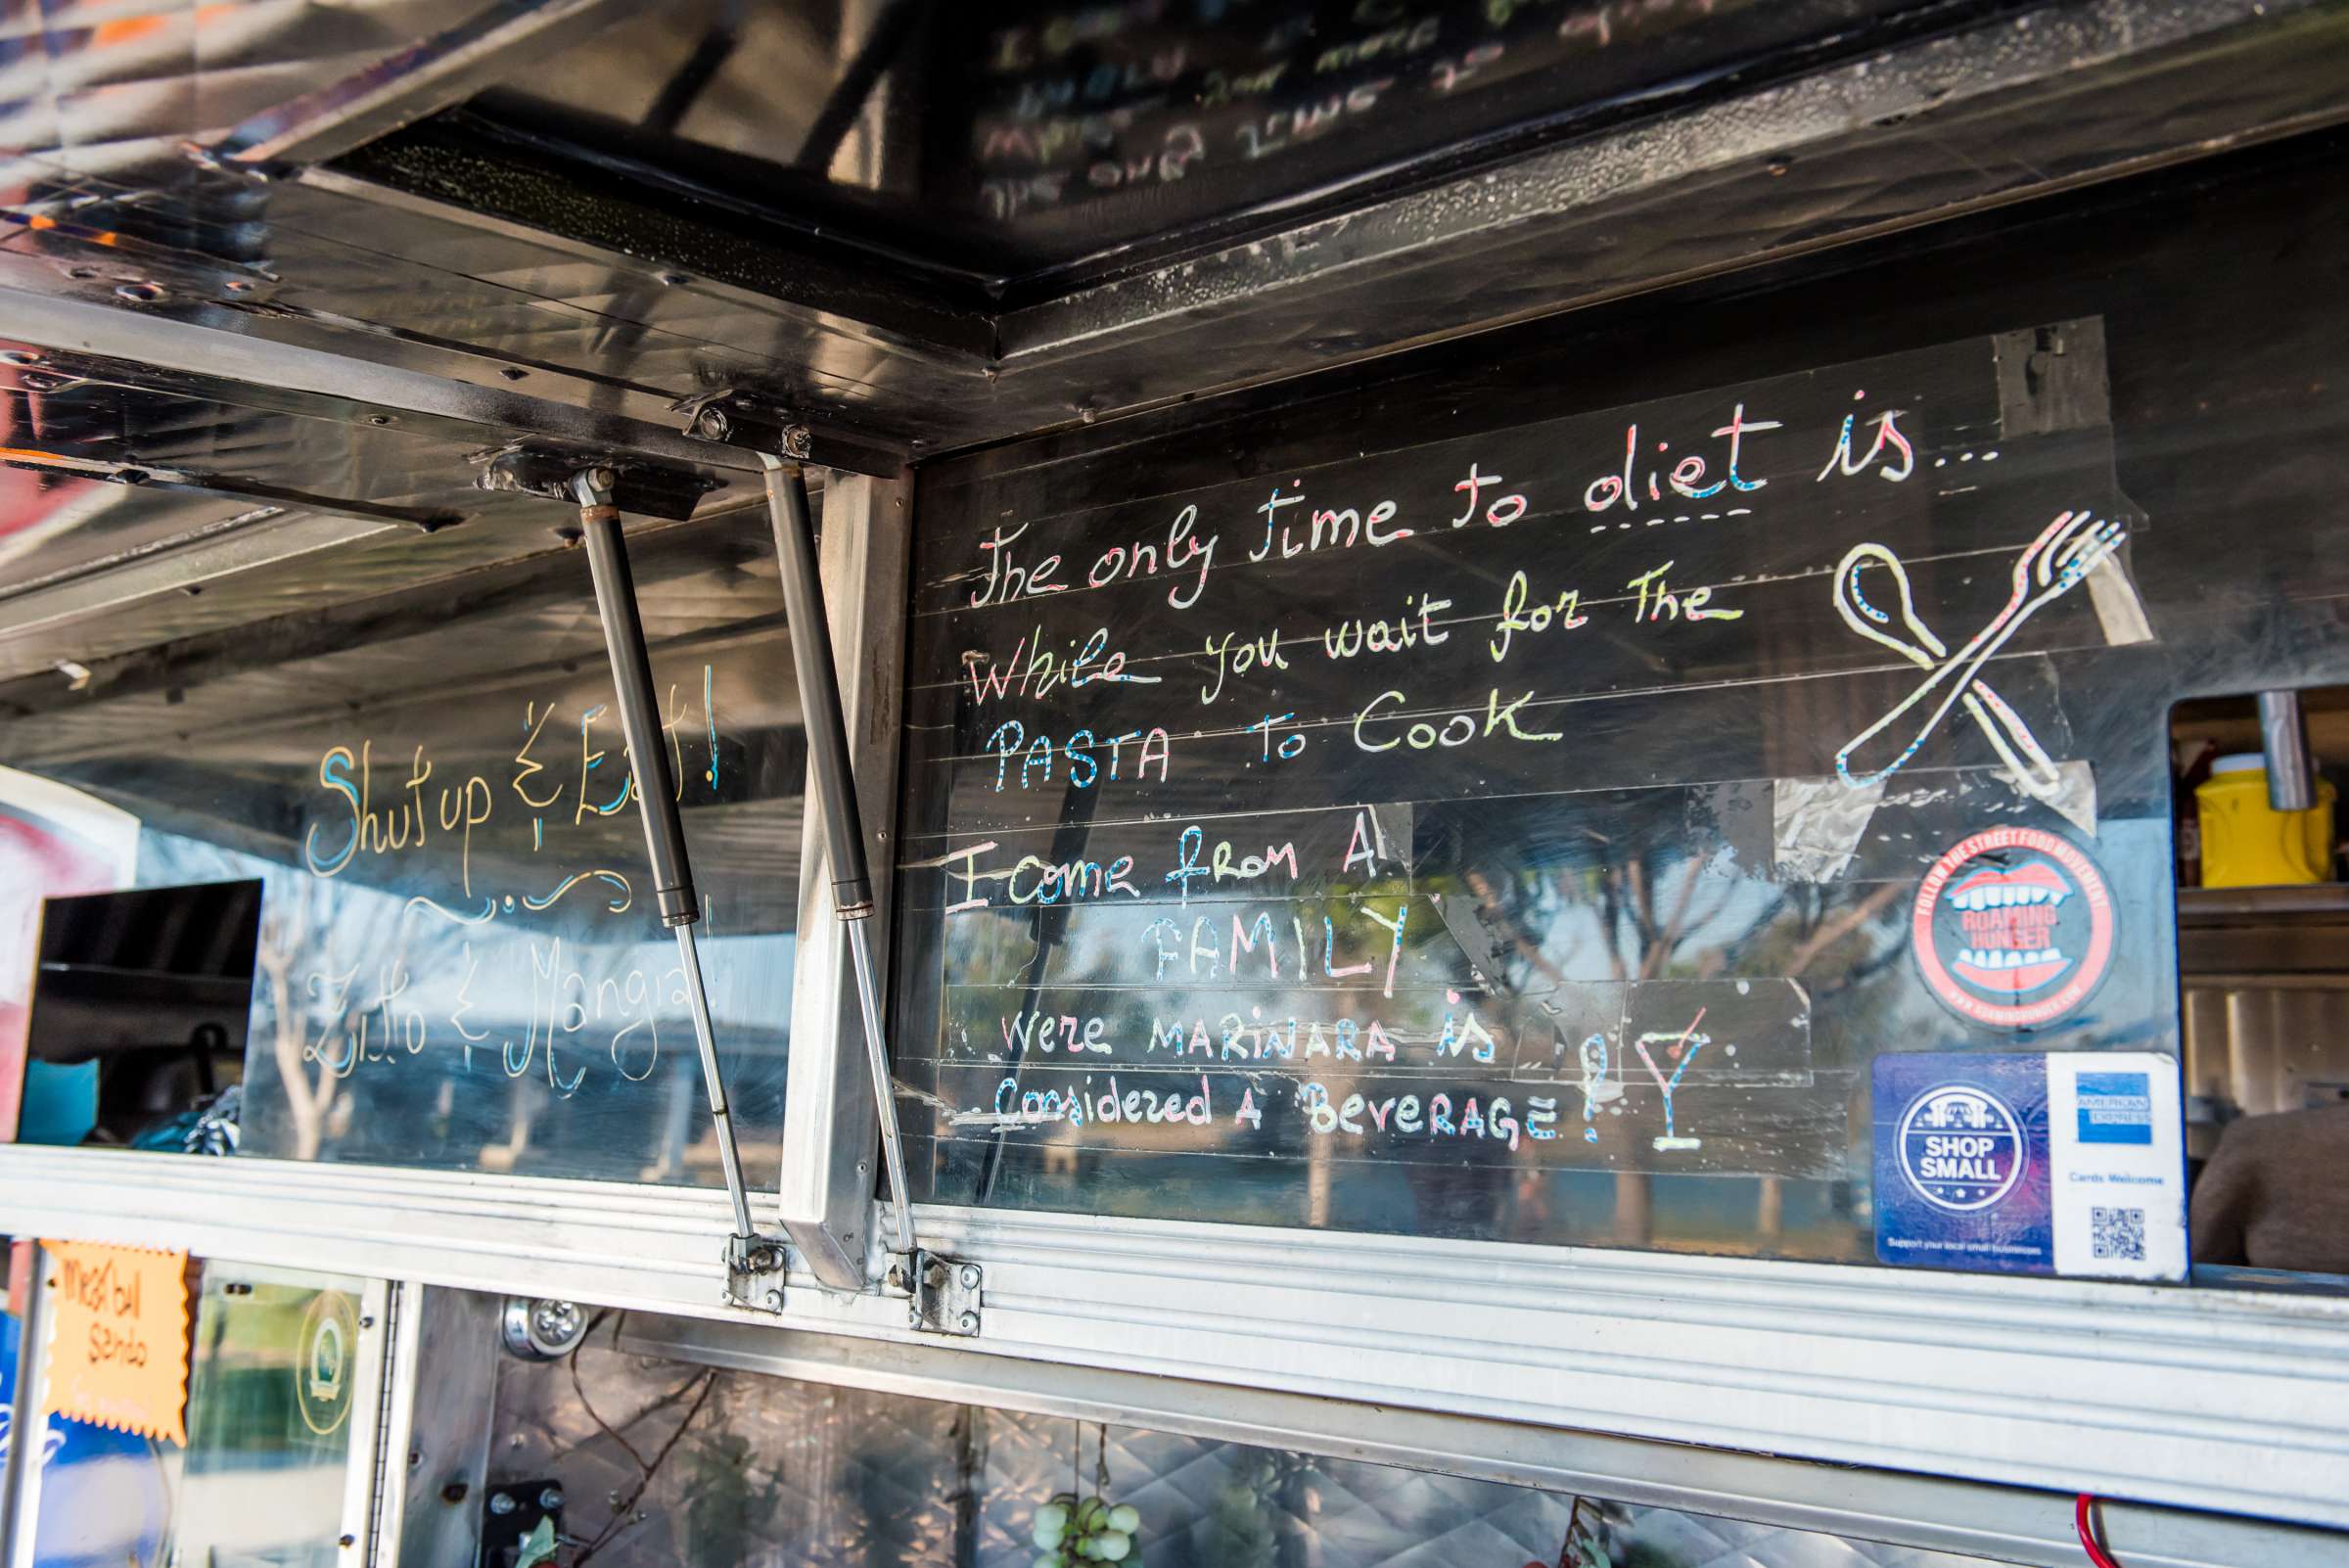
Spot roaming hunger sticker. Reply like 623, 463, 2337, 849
1913, 826, 2113, 1029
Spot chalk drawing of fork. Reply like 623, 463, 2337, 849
1833, 509, 2126, 801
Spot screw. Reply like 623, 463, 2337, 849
538, 1486, 565, 1511
764, 1289, 784, 1312
695, 406, 732, 440
957, 1311, 979, 1333
1766, 155, 1794, 176
657, 271, 690, 286
958, 1266, 980, 1289
440, 1481, 469, 1504
366, 414, 390, 426
114, 281, 164, 303
587, 466, 617, 489
339, 1535, 355, 1548
488, 1492, 517, 1516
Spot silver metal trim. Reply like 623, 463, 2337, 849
1, 1147, 2345, 1527
0, 1245, 52, 1568
777, 469, 916, 1287
213, 0, 649, 168
0, 279, 757, 479
613, 1314, 2349, 1568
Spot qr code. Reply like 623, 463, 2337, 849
2092, 1205, 2146, 1261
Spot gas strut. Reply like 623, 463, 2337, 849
760, 454, 916, 1257
570, 466, 772, 1276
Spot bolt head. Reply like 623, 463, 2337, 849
957, 1311, 979, 1333
488, 1492, 517, 1515
695, 406, 732, 439
959, 1266, 981, 1289
538, 1486, 565, 1511
764, 1288, 784, 1311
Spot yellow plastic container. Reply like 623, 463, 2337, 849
2195, 753, 2335, 887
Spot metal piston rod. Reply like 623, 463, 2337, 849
761, 455, 917, 1258
571, 468, 762, 1254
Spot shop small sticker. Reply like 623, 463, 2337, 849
1896, 1084, 2028, 1211
1913, 825, 2113, 1028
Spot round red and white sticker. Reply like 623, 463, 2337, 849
1912, 826, 2114, 1029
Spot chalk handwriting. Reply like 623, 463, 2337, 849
1833, 510, 2123, 798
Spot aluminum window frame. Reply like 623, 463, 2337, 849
5, 466, 2348, 1544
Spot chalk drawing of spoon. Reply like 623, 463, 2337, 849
1833, 509, 2125, 800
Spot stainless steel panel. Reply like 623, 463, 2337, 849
392, 1287, 503, 1568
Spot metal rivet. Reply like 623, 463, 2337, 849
657, 271, 690, 286
1766, 156, 1794, 176
339, 1535, 355, 1548
366, 414, 391, 426
764, 1289, 784, 1311
114, 281, 164, 302
440, 1481, 469, 1504
958, 1266, 980, 1289
957, 1311, 979, 1333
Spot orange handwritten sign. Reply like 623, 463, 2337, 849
40, 1241, 189, 1445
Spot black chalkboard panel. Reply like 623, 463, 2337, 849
893, 137, 2349, 1261
936, 0, 1935, 258
896, 309, 2156, 1241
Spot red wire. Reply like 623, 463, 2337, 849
2076, 1495, 2124, 1568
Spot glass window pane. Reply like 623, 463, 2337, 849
891, 140, 2349, 1277
1, 508, 800, 1184
172, 1267, 375, 1568
487, 1319, 2023, 1568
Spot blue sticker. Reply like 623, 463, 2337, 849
2073, 1071, 2153, 1144
1872, 1053, 2052, 1274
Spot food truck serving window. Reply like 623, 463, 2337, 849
0, 507, 804, 1185
889, 136, 2349, 1282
